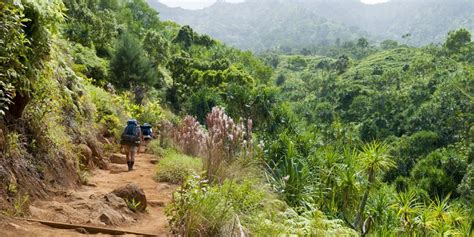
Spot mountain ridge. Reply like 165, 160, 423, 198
149, 0, 474, 51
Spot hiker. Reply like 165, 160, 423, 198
139, 123, 153, 153
120, 119, 142, 171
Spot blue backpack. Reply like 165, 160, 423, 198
120, 120, 141, 145
141, 123, 153, 137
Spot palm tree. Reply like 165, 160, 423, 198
353, 141, 395, 233
339, 148, 360, 212
427, 194, 467, 236
392, 190, 420, 236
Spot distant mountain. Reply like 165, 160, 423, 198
149, 0, 474, 52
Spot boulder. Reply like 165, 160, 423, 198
112, 183, 147, 212
109, 154, 127, 164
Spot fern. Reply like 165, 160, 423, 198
0, 81, 14, 117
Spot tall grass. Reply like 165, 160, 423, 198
155, 149, 202, 184
160, 107, 252, 183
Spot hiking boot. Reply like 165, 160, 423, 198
130, 161, 135, 171
127, 161, 132, 171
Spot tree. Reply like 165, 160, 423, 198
109, 32, 158, 103
445, 28, 471, 53
334, 55, 350, 74
357, 37, 369, 49
173, 25, 194, 49
275, 74, 286, 86
380, 40, 399, 50
143, 30, 170, 65
354, 142, 395, 233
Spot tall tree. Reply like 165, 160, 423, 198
109, 32, 158, 103
445, 28, 471, 53
354, 142, 395, 233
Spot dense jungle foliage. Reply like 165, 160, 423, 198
1, 0, 473, 236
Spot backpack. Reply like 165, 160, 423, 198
141, 123, 153, 138
120, 120, 141, 145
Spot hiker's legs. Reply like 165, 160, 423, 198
143, 138, 151, 153
128, 145, 138, 171
123, 145, 133, 171
123, 145, 130, 161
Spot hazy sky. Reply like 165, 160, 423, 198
158, 0, 391, 10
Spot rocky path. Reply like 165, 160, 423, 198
1, 153, 177, 236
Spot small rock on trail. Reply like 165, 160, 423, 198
110, 153, 127, 164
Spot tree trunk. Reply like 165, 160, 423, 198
133, 85, 146, 105
354, 171, 374, 231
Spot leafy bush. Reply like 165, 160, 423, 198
136, 101, 163, 126
155, 149, 202, 184
166, 176, 264, 236
166, 175, 357, 236
86, 84, 128, 139
2, 193, 30, 217
147, 139, 165, 156
411, 148, 468, 198
71, 43, 109, 84
0, 82, 15, 118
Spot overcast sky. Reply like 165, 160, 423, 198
158, 0, 391, 10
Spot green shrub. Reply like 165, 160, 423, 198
166, 175, 356, 236
126, 198, 142, 213
85, 84, 131, 139
147, 139, 164, 156
136, 101, 163, 126
2, 193, 30, 217
166, 176, 265, 236
155, 149, 202, 184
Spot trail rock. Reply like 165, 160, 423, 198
105, 193, 127, 209
110, 154, 127, 164
148, 200, 165, 207
7, 223, 22, 230
158, 184, 171, 190
99, 212, 114, 225
112, 183, 147, 212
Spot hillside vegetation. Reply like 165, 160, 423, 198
151, 0, 474, 52
1, 0, 473, 236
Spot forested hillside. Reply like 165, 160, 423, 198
1, 0, 473, 236
151, 0, 367, 51
151, 0, 474, 51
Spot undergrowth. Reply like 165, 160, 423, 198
2, 193, 30, 217
155, 149, 202, 184
126, 198, 142, 213
166, 175, 357, 236
147, 139, 165, 156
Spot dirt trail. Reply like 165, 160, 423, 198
1, 153, 177, 236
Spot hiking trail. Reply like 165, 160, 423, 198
1, 153, 177, 236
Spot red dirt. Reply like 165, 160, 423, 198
1, 153, 177, 236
